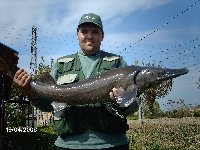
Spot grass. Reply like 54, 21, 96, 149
7, 126, 57, 150
127, 117, 200, 150
5, 117, 200, 150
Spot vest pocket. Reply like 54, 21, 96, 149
57, 74, 78, 85
100, 57, 120, 70
57, 58, 74, 73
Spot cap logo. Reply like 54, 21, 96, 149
85, 15, 95, 20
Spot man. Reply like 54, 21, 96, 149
14, 13, 139, 150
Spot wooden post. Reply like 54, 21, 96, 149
0, 74, 7, 150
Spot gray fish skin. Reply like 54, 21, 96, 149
30, 66, 189, 105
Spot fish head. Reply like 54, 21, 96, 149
135, 66, 189, 90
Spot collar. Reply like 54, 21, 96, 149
78, 50, 102, 57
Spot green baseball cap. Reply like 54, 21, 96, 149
78, 13, 103, 29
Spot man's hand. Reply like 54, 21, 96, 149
109, 87, 118, 101
13, 69, 33, 99
109, 85, 138, 108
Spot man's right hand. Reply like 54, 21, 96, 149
13, 69, 33, 99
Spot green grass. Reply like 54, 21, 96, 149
6, 117, 200, 150
127, 117, 200, 150
7, 126, 57, 150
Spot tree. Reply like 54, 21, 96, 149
6, 56, 53, 127
5, 80, 28, 127
143, 100, 163, 118
134, 61, 173, 119
34, 56, 53, 78
140, 79, 173, 118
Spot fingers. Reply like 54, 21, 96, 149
13, 69, 35, 99
109, 87, 118, 101
14, 68, 23, 78
112, 87, 118, 96
14, 69, 31, 88
109, 91, 115, 100
24, 76, 31, 86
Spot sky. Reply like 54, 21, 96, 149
0, 0, 200, 110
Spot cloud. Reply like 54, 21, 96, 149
57, 0, 172, 32
0, 0, 173, 56
0, 0, 171, 34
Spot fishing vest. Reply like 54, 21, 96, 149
52, 51, 129, 136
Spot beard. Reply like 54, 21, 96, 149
80, 42, 100, 55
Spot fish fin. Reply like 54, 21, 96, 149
34, 72, 56, 84
115, 85, 138, 108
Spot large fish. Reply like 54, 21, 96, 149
1, 42, 189, 106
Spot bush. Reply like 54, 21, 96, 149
7, 126, 57, 150
6, 117, 200, 150
194, 111, 200, 117
127, 117, 200, 150
162, 99, 200, 118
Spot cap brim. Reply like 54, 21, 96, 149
78, 22, 102, 29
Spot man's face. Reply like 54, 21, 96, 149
77, 23, 103, 55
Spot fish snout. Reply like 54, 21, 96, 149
134, 67, 189, 88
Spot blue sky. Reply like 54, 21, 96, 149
0, 0, 199, 110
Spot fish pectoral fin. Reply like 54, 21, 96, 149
35, 72, 56, 84
51, 102, 67, 113
115, 85, 137, 108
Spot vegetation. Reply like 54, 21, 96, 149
34, 56, 53, 77
6, 98, 200, 149
6, 117, 200, 150
127, 117, 200, 150
5, 82, 29, 127
134, 61, 174, 118
128, 100, 164, 120
140, 79, 173, 118
5, 56, 53, 127
163, 99, 200, 118
7, 126, 57, 150
129, 98, 200, 120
